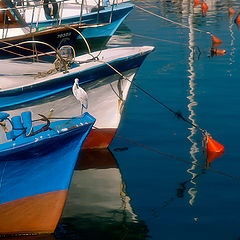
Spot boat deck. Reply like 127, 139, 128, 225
0, 46, 154, 92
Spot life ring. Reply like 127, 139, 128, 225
43, 0, 58, 19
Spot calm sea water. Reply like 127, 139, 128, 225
7, 0, 240, 239
110, 0, 240, 239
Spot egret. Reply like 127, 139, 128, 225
72, 78, 88, 115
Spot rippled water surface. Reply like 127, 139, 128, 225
110, 0, 240, 239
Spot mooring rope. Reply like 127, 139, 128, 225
135, 4, 213, 37
130, 32, 189, 46
91, 126, 240, 182
19, 114, 239, 181
0, 40, 56, 62
98, 59, 205, 134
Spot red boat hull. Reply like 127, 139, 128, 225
82, 128, 117, 149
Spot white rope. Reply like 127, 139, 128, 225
135, 5, 212, 36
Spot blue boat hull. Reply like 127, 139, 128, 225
0, 113, 95, 235
74, 6, 133, 53
0, 4, 134, 59
76, 4, 134, 40
0, 26, 81, 59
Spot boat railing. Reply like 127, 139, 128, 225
73, 0, 130, 5
0, 0, 120, 38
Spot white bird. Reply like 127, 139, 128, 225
72, 78, 88, 115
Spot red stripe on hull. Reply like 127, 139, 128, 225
82, 128, 117, 149
0, 190, 68, 236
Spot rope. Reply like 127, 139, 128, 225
65, 25, 92, 54
97, 59, 205, 134
130, 32, 189, 46
92, 126, 240, 181
135, 5, 212, 37
25, 115, 239, 181
0, 39, 44, 55
0, 39, 56, 62
115, 31, 201, 59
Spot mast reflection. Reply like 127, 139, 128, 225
186, 0, 200, 207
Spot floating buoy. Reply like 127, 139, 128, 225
211, 48, 226, 56
228, 7, 236, 17
212, 35, 222, 44
194, 0, 201, 7
206, 135, 224, 153
211, 35, 222, 47
203, 134, 224, 167
202, 1, 208, 13
235, 14, 240, 24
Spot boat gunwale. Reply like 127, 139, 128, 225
0, 46, 154, 95
0, 113, 95, 156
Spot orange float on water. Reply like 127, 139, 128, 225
194, 0, 201, 7
212, 35, 222, 47
202, 1, 208, 13
236, 14, 240, 24
206, 135, 224, 153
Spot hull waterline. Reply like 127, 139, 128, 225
0, 113, 95, 235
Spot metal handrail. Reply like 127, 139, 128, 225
0, 0, 119, 38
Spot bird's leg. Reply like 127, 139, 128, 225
80, 104, 83, 116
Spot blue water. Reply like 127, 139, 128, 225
108, 0, 240, 239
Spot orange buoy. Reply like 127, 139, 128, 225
207, 135, 224, 153
211, 48, 226, 56
212, 35, 222, 47
202, 1, 208, 13
228, 7, 236, 17
194, 0, 201, 7
236, 14, 240, 24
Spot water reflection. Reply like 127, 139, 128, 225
186, 6, 200, 207
106, 24, 133, 47
57, 149, 148, 240
3, 149, 148, 240
2, 236, 56, 240
228, 8, 236, 77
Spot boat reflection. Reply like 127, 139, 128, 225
58, 149, 148, 239
106, 23, 133, 47
205, 151, 224, 168
2, 235, 56, 240
3, 68, 143, 149
3, 149, 148, 240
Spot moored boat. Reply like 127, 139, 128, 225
0, 0, 81, 58
0, 0, 134, 58
3, 69, 141, 149
21, 0, 134, 51
0, 110, 95, 236
0, 46, 154, 110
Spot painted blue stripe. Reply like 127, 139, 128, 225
0, 52, 150, 110
33, 4, 134, 29
78, 4, 134, 39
